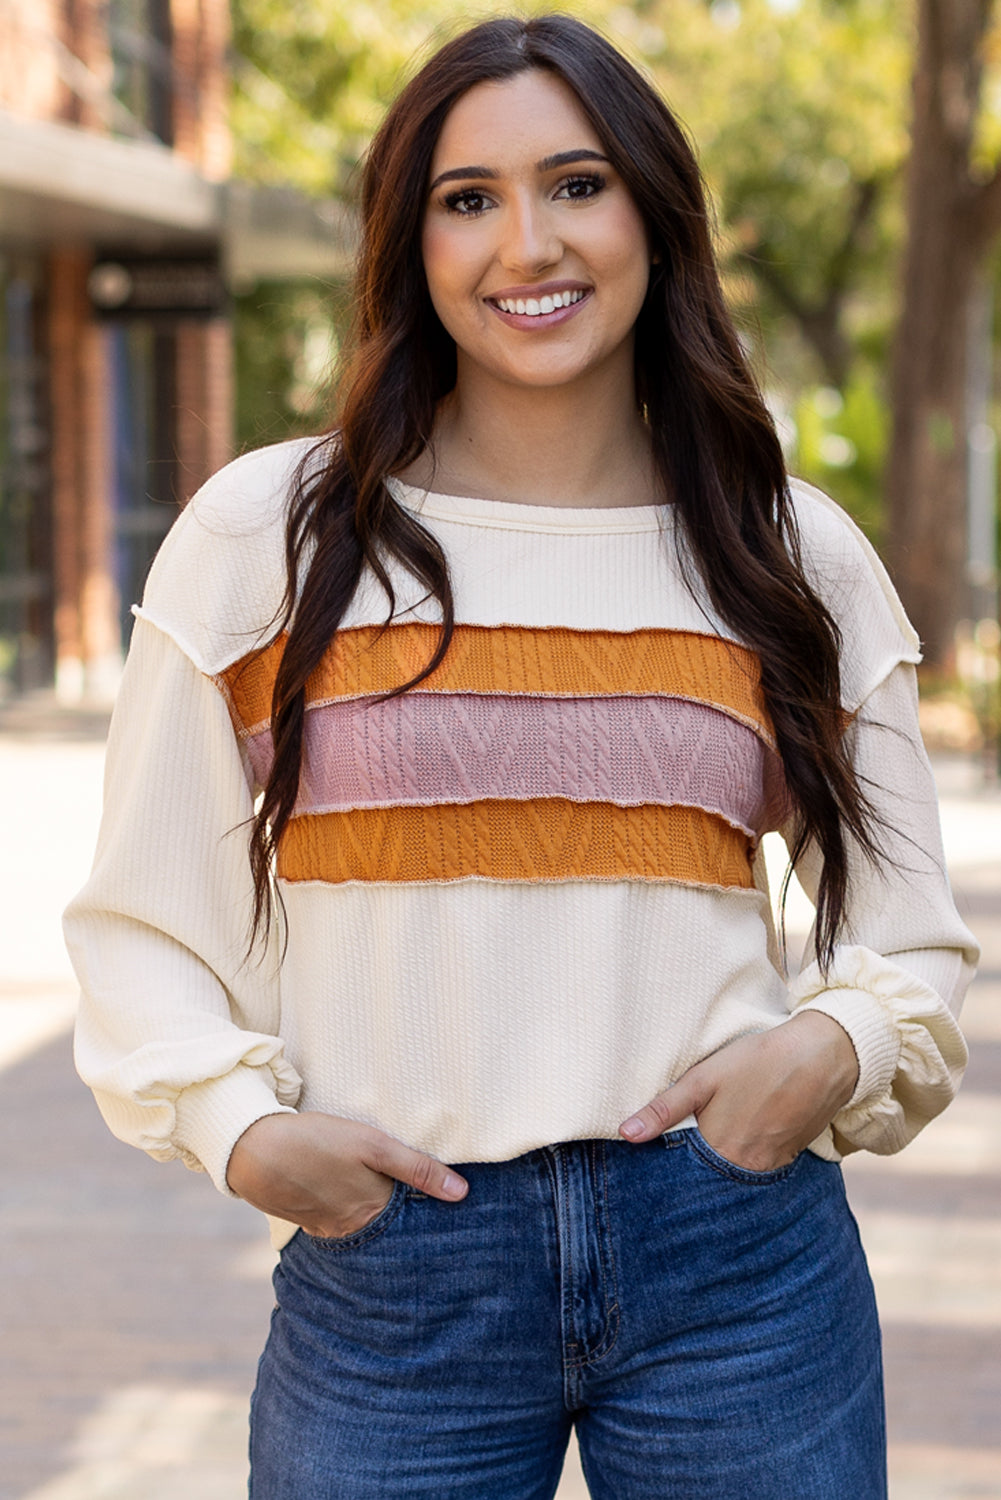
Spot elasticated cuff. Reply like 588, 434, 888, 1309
794, 987, 902, 1110
171, 1064, 297, 1195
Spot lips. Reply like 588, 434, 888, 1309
486, 284, 593, 329
493, 288, 587, 317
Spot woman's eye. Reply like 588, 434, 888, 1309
443, 188, 491, 216
557, 173, 607, 202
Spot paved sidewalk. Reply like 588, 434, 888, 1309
1, 714, 999, 1499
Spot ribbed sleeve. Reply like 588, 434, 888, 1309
783, 664, 976, 1153
64, 618, 301, 1192
789, 479, 922, 708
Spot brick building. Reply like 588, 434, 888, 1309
0, 0, 353, 701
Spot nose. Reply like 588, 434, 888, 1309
499, 193, 562, 276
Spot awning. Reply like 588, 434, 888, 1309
0, 110, 357, 280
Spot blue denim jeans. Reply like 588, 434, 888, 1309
249, 1132, 886, 1498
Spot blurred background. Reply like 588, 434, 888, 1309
1, 1, 1000, 1497
0, 0, 999, 742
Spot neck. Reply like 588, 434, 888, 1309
411, 352, 660, 509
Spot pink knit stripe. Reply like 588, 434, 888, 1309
243, 694, 787, 836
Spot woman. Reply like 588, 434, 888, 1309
66, 15, 977, 1498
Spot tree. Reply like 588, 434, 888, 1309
229, 0, 608, 196
637, 0, 909, 395
230, 0, 908, 383
886, 0, 1001, 665
227, 0, 929, 552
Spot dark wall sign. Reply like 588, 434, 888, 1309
88, 259, 227, 318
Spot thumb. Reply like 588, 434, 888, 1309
363, 1133, 469, 1203
619, 1068, 712, 1143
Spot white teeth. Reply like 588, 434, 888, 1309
495, 289, 586, 316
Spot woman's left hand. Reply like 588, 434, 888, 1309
618, 1011, 860, 1172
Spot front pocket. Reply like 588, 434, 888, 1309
685, 1126, 801, 1186
299, 1177, 407, 1252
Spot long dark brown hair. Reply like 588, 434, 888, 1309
249, 13, 882, 967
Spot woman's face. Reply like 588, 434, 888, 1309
422, 69, 652, 397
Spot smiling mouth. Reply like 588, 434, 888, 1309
490, 288, 589, 317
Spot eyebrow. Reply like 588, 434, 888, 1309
428, 149, 611, 194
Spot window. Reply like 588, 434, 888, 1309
107, 0, 173, 144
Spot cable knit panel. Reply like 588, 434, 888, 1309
275, 695, 780, 831
65, 440, 978, 1252
221, 623, 782, 889
280, 801, 755, 886
221, 623, 775, 738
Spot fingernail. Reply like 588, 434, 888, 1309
620, 1117, 644, 1141
442, 1171, 467, 1198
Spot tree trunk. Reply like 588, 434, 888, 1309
886, 0, 997, 667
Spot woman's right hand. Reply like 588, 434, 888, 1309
225, 1112, 469, 1238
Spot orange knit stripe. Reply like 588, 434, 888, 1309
221, 625, 772, 742
278, 799, 754, 888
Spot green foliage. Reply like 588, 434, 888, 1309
230, 0, 607, 195
228, 0, 929, 533
973, 13, 1001, 176
233, 279, 350, 451
790, 373, 890, 540
231, 1, 440, 195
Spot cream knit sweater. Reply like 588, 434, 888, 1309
65, 438, 977, 1248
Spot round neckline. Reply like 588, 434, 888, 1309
386, 476, 670, 534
